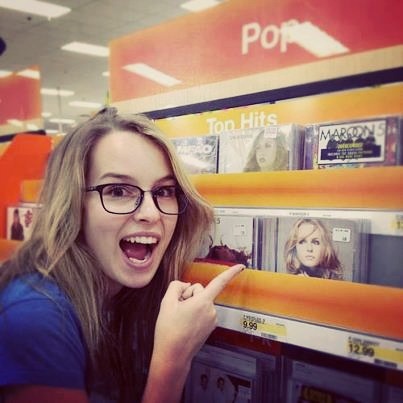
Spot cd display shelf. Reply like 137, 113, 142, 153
182, 166, 403, 371
1, 136, 402, 371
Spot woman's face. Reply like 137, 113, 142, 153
255, 135, 277, 170
83, 130, 178, 294
295, 222, 323, 268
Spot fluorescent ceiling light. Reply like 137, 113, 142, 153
102, 71, 109, 77
61, 41, 109, 57
45, 129, 59, 134
42, 111, 52, 118
287, 21, 349, 58
27, 123, 39, 130
49, 118, 75, 125
41, 88, 74, 96
0, 0, 71, 18
0, 70, 12, 78
17, 69, 40, 79
180, 0, 221, 12
69, 100, 102, 108
7, 119, 23, 127
123, 63, 181, 87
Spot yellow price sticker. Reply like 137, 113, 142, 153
391, 215, 403, 233
373, 346, 403, 364
347, 336, 403, 368
241, 314, 287, 340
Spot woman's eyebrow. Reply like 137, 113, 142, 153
153, 175, 177, 185
98, 173, 177, 184
99, 173, 133, 182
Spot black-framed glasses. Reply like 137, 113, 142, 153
86, 183, 188, 215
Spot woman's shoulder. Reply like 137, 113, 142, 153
0, 272, 82, 338
0, 273, 67, 307
0, 273, 87, 390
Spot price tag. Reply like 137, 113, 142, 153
240, 313, 287, 341
347, 336, 403, 369
332, 227, 351, 242
233, 223, 247, 236
391, 214, 403, 234
264, 126, 278, 138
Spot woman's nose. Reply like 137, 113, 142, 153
132, 192, 160, 221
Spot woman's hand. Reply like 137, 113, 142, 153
156, 263, 244, 363
142, 264, 244, 403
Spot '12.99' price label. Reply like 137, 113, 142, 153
348, 337, 375, 357
347, 336, 403, 370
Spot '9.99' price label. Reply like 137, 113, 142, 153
240, 314, 287, 341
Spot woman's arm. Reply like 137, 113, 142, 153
141, 264, 244, 403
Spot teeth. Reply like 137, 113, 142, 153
124, 236, 158, 244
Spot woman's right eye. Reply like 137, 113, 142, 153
104, 185, 131, 198
111, 187, 125, 197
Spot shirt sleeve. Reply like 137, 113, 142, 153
0, 292, 87, 389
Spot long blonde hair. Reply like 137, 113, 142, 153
283, 218, 343, 279
0, 107, 214, 400
243, 128, 289, 172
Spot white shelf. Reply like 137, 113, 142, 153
216, 304, 403, 370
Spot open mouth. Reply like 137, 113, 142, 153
119, 236, 158, 263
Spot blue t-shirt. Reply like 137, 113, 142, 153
0, 273, 87, 391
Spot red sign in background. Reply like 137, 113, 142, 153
110, 0, 403, 103
0, 66, 42, 128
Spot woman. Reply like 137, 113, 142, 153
0, 108, 243, 403
283, 218, 343, 279
9, 208, 24, 241
243, 128, 288, 172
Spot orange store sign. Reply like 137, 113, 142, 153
0, 65, 42, 136
109, 0, 403, 103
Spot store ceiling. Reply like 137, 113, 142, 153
0, 0, 195, 134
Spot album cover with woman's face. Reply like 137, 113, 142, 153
276, 216, 369, 282
218, 124, 305, 174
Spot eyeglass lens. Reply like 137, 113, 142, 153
100, 184, 185, 215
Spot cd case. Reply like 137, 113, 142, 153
171, 134, 219, 174
275, 216, 370, 282
284, 359, 381, 403
218, 124, 305, 173
184, 343, 279, 403
6, 203, 41, 241
196, 214, 258, 268
304, 115, 402, 169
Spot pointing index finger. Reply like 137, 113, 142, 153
203, 264, 245, 300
